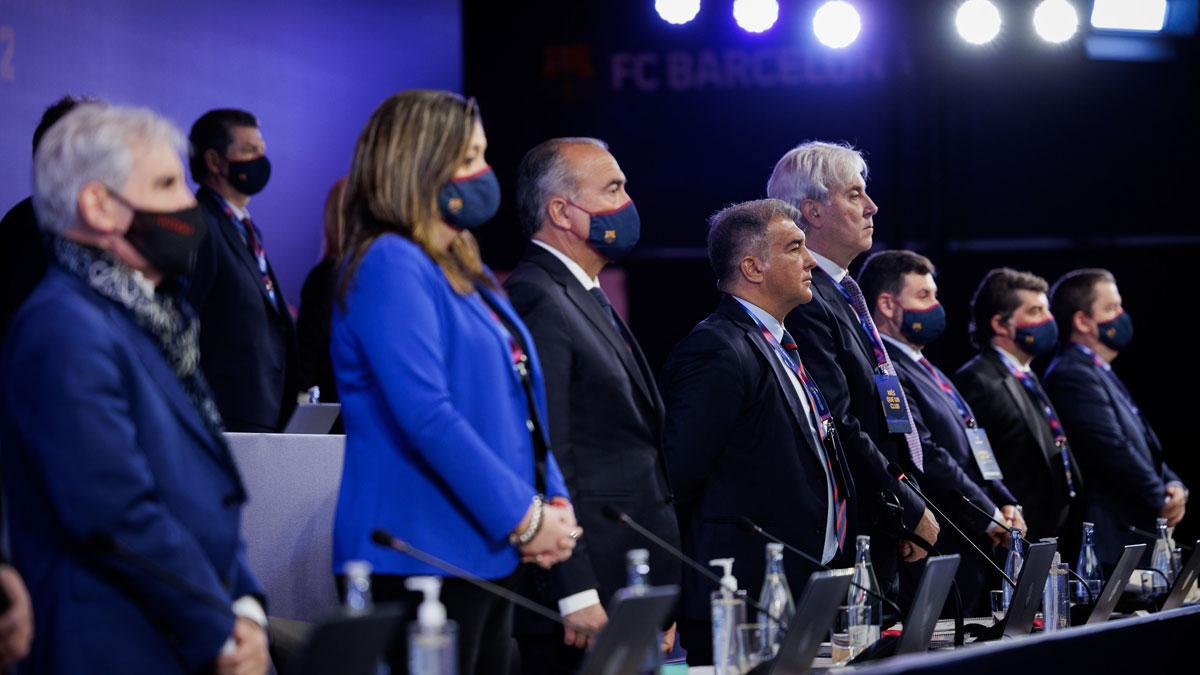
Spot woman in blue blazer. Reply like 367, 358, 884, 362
331, 90, 581, 674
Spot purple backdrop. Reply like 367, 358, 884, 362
0, 0, 462, 303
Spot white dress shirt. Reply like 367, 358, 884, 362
810, 250, 848, 283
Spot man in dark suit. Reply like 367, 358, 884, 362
859, 250, 1026, 612
954, 268, 1083, 543
1, 104, 267, 674
187, 109, 297, 432
505, 138, 680, 672
1045, 269, 1187, 566
662, 199, 855, 666
766, 142, 939, 603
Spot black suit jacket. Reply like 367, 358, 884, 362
1044, 345, 1182, 565
661, 294, 855, 623
187, 187, 297, 432
784, 268, 924, 592
296, 257, 338, 403
504, 245, 681, 624
954, 349, 1081, 540
0, 197, 49, 345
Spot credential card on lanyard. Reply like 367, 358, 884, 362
874, 373, 912, 434
965, 427, 1005, 480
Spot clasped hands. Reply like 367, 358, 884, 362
515, 497, 582, 570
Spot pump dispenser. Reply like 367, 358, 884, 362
709, 558, 746, 674
405, 576, 457, 675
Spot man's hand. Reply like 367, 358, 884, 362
518, 502, 580, 569
0, 565, 33, 670
563, 603, 607, 650
1162, 484, 1188, 528
216, 617, 269, 675
661, 622, 677, 654
902, 508, 940, 562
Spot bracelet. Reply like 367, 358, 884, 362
509, 494, 545, 547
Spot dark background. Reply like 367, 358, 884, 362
463, 0, 1199, 544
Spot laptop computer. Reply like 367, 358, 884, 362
999, 541, 1057, 638
1084, 543, 1145, 624
1160, 539, 1200, 611
895, 554, 961, 655
580, 585, 679, 675
290, 611, 402, 675
283, 402, 342, 434
756, 568, 854, 675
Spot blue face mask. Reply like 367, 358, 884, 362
1097, 310, 1133, 351
570, 199, 641, 261
1014, 317, 1059, 356
438, 166, 500, 230
899, 303, 946, 346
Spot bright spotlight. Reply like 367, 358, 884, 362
655, 0, 702, 26
733, 0, 779, 34
1091, 0, 1167, 32
1033, 0, 1079, 43
956, 0, 1002, 45
813, 1, 862, 48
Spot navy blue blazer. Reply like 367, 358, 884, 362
662, 295, 856, 623
331, 235, 569, 580
187, 187, 297, 432
1044, 345, 1182, 565
1, 266, 262, 674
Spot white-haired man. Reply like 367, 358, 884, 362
0, 104, 268, 675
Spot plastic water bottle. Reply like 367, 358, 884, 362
1074, 522, 1103, 604
406, 576, 457, 675
847, 535, 881, 645
1002, 528, 1025, 610
621, 549, 661, 675
709, 558, 747, 675
758, 542, 795, 656
344, 560, 374, 615
1150, 518, 1174, 593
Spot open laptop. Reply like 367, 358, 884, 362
580, 585, 679, 675
1084, 543, 1145, 624
290, 611, 402, 675
999, 541, 1057, 638
752, 568, 854, 675
1160, 539, 1200, 611
895, 554, 962, 655
283, 402, 342, 434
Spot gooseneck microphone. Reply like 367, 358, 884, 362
887, 464, 1016, 588
736, 516, 903, 617
1124, 524, 1194, 553
369, 528, 594, 635
600, 506, 784, 624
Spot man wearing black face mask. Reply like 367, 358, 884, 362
1044, 269, 1187, 567
504, 138, 680, 673
187, 109, 297, 433
861, 251, 1024, 614
954, 268, 1083, 543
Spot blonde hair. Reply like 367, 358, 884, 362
339, 90, 492, 301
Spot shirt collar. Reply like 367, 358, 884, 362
532, 240, 599, 290
881, 333, 922, 363
732, 296, 784, 342
993, 344, 1032, 373
219, 195, 250, 223
809, 249, 848, 283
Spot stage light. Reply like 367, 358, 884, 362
1091, 0, 1167, 32
733, 0, 779, 34
955, 0, 1002, 45
813, 1, 862, 48
1033, 0, 1079, 43
655, 0, 702, 26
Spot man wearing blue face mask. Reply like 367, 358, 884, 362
861, 251, 1025, 614
955, 268, 1083, 543
505, 137, 679, 673
1044, 269, 1187, 567
186, 109, 298, 432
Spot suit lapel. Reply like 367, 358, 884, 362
812, 272, 877, 366
199, 189, 281, 316
986, 351, 1057, 467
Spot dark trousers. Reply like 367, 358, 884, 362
515, 632, 586, 675
337, 572, 517, 675
679, 619, 713, 667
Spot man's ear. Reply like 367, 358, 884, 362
989, 313, 1010, 340
204, 148, 224, 178
877, 292, 897, 321
77, 181, 124, 235
799, 198, 822, 229
1072, 309, 1094, 338
739, 255, 765, 285
545, 196, 575, 233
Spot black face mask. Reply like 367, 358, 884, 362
224, 155, 271, 196
107, 188, 208, 279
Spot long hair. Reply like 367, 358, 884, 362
338, 90, 492, 301
321, 176, 347, 260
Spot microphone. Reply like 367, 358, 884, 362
887, 464, 1015, 588
369, 528, 594, 635
1125, 524, 1194, 552
600, 506, 783, 624
736, 517, 902, 617
84, 533, 234, 614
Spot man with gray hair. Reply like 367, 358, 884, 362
767, 141, 939, 606
505, 137, 680, 673
0, 104, 268, 675
661, 198, 854, 665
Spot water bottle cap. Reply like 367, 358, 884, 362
627, 548, 649, 564
344, 560, 372, 577
766, 542, 784, 554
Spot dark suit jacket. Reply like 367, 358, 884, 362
661, 294, 855, 623
1, 266, 263, 674
784, 268, 924, 592
188, 187, 297, 432
296, 257, 338, 403
504, 245, 681, 626
0, 196, 49, 345
1044, 345, 1182, 565
954, 349, 1081, 540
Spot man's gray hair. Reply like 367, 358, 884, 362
766, 141, 869, 225
516, 137, 609, 238
33, 104, 186, 234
